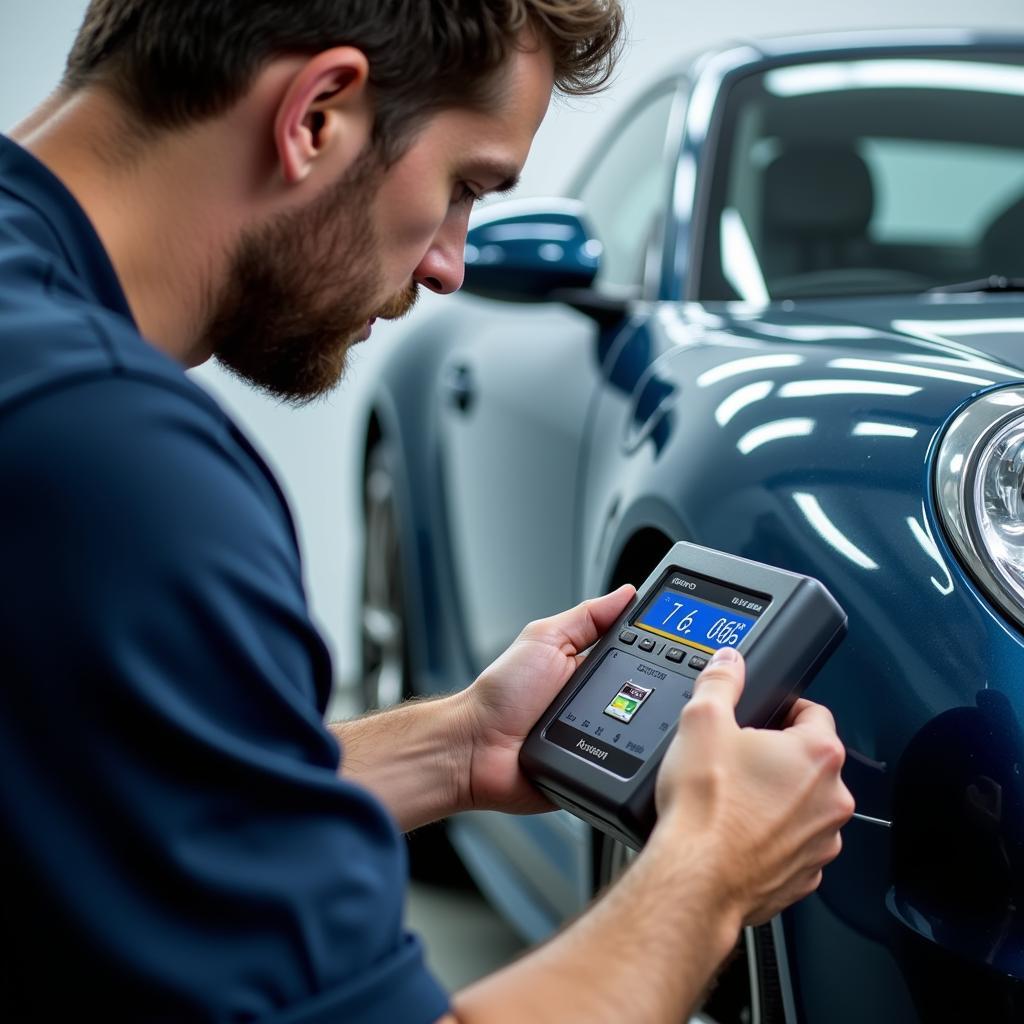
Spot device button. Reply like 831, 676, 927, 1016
619, 630, 638, 646
665, 647, 684, 663
688, 655, 709, 671
638, 637, 656, 653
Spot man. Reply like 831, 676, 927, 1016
0, 2, 854, 1021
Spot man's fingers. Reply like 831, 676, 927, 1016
687, 648, 746, 712
782, 698, 837, 737
524, 585, 635, 654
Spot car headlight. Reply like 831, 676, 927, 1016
936, 386, 1024, 630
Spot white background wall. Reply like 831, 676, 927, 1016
4, 0, 1024, 687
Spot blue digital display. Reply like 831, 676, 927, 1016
636, 590, 758, 653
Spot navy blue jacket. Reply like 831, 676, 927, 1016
0, 134, 448, 1024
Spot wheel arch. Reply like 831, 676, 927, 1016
605, 526, 675, 591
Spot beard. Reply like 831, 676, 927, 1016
206, 150, 419, 404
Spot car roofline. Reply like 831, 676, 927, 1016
678, 28, 1024, 79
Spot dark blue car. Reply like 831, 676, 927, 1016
359, 30, 1024, 1023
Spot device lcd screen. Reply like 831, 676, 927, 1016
633, 571, 771, 655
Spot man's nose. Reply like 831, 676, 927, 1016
414, 222, 468, 296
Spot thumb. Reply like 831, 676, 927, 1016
690, 647, 746, 712
585, 584, 637, 635
523, 584, 635, 654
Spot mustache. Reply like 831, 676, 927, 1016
375, 282, 420, 321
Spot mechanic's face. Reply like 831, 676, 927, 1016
210, 41, 554, 403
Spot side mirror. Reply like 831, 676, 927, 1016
463, 199, 603, 304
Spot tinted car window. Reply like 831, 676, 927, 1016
577, 87, 677, 291
698, 54, 1024, 300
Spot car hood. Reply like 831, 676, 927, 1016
699, 294, 1024, 375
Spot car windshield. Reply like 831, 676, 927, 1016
698, 52, 1024, 301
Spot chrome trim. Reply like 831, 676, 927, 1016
684, 46, 763, 145
744, 926, 762, 1024
605, 838, 636, 883
769, 916, 799, 1024
645, 80, 690, 302
852, 812, 892, 829
935, 385, 1024, 631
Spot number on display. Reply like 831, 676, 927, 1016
661, 603, 696, 635
706, 618, 747, 647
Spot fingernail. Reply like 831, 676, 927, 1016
711, 647, 739, 664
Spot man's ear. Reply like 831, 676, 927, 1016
274, 47, 372, 186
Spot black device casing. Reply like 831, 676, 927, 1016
518, 542, 847, 850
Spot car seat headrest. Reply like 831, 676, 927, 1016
763, 146, 875, 236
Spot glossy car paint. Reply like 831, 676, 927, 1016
362, 31, 1024, 1023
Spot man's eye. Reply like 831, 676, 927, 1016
455, 184, 482, 206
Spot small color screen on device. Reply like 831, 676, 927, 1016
634, 573, 770, 654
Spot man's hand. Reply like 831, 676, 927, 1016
332, 586, 633, 830
458, 585, 635, 815
654, 646, 855, 926
450, 644, 853, 1024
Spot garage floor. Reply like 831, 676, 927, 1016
406, 879, 526, 991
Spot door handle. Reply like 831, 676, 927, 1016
443, 363, 476, 414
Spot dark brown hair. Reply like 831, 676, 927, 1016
63, 1, 625, 159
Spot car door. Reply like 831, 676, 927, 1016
440, 86, 685, 944
437, 84, 682, 676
